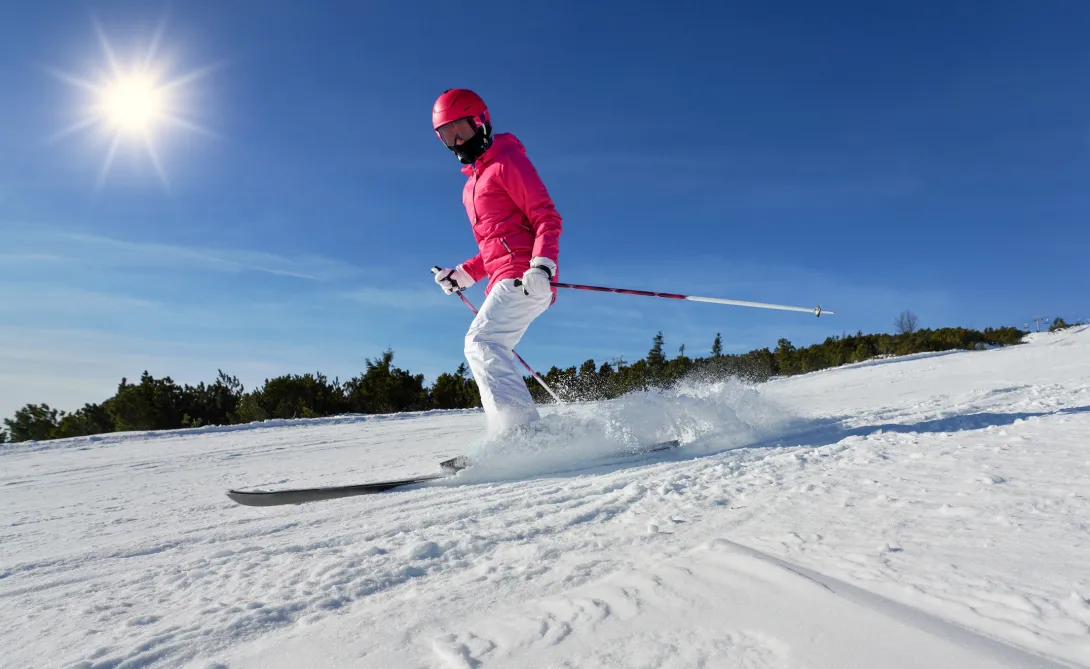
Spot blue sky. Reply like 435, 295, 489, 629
2, 0, 1088, 418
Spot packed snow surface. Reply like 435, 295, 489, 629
3, 327, 1090, 668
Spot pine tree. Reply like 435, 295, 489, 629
574, 359, 603, 400
430, 362, 481, 409
4, 404, 62, 442
643, 331, 668, 387
774, 338, 797, 376
647, 331, 666, 370
55, 403, 113, 438
242, 371, 348, 420
108, 372, 186, 431
711, 333, 723, 357
345, 350, 427, 414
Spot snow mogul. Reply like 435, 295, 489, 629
431, 88, 562, 434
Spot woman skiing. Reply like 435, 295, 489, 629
431, 88, 562, 434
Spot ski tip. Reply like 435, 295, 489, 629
439, 455, 471, 473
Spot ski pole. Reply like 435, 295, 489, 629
431, 267, 564, 404
515, 279, 835, 317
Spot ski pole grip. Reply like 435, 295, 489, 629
433, 265, 466, 292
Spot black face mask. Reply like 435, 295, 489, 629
450, 123, 493, 165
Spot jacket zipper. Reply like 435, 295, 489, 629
471, 165, 479, 225
501, 238, 513, 255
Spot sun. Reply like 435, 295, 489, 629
99, 73, 168, 133
50, 20, 215, 189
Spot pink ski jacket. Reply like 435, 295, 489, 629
458, 133, 562, 296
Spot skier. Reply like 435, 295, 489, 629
431, 88, 562, 434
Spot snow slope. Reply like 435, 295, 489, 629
2, 326, 1089, 668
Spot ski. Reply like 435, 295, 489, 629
226, 472, 451, 507
226, 440, 683, 507
438, 439, 680, 474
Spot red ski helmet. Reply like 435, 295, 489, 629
432, 88, 493, 164
432, 88, 490, 131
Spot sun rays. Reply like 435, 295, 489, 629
50, 19, 216, 189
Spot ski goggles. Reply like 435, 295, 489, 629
436, 117, 478, 147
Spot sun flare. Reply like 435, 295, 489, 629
99, 73, 168, 133
51, 21, 214, 188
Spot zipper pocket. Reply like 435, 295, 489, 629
501, 238, 514, 255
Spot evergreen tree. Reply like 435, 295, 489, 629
573, 359, 602, 400
596, 361, 621, 399
247, 371, 348, 420
181, 371, 245, 427
235, 392, 268, 423
430, 362, 481, 409
345, 350, 428, 414
109, 372, 185, 432
537, 364, 578, 401
647, 331, 667, 378
665, 350, 694, 385
711, 333, 723, 357
851, 336, 878, 363
0, 428, 7, 443
774, 338, 797, 376
55, 403, 114, 438
621, 358, 650, 391
744, 347, 777, 381
4, 404, 62, 442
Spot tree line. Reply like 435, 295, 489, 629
1, 351, 479, 443
1, 323, 1032, 444
520, 325, 1028, 404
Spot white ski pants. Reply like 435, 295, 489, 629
464, 278, 553, 432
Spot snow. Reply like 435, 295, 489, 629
3, 326, 1090, 668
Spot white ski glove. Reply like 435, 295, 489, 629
520, 257, 556, 297
435, 265, 475, 294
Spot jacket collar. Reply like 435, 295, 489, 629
460, 132, 521, 175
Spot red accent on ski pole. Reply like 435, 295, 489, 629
550, 282, 688, 300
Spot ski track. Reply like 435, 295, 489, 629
1, 327, 1089, 668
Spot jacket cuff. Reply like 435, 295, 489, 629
461, 255, 487, 282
